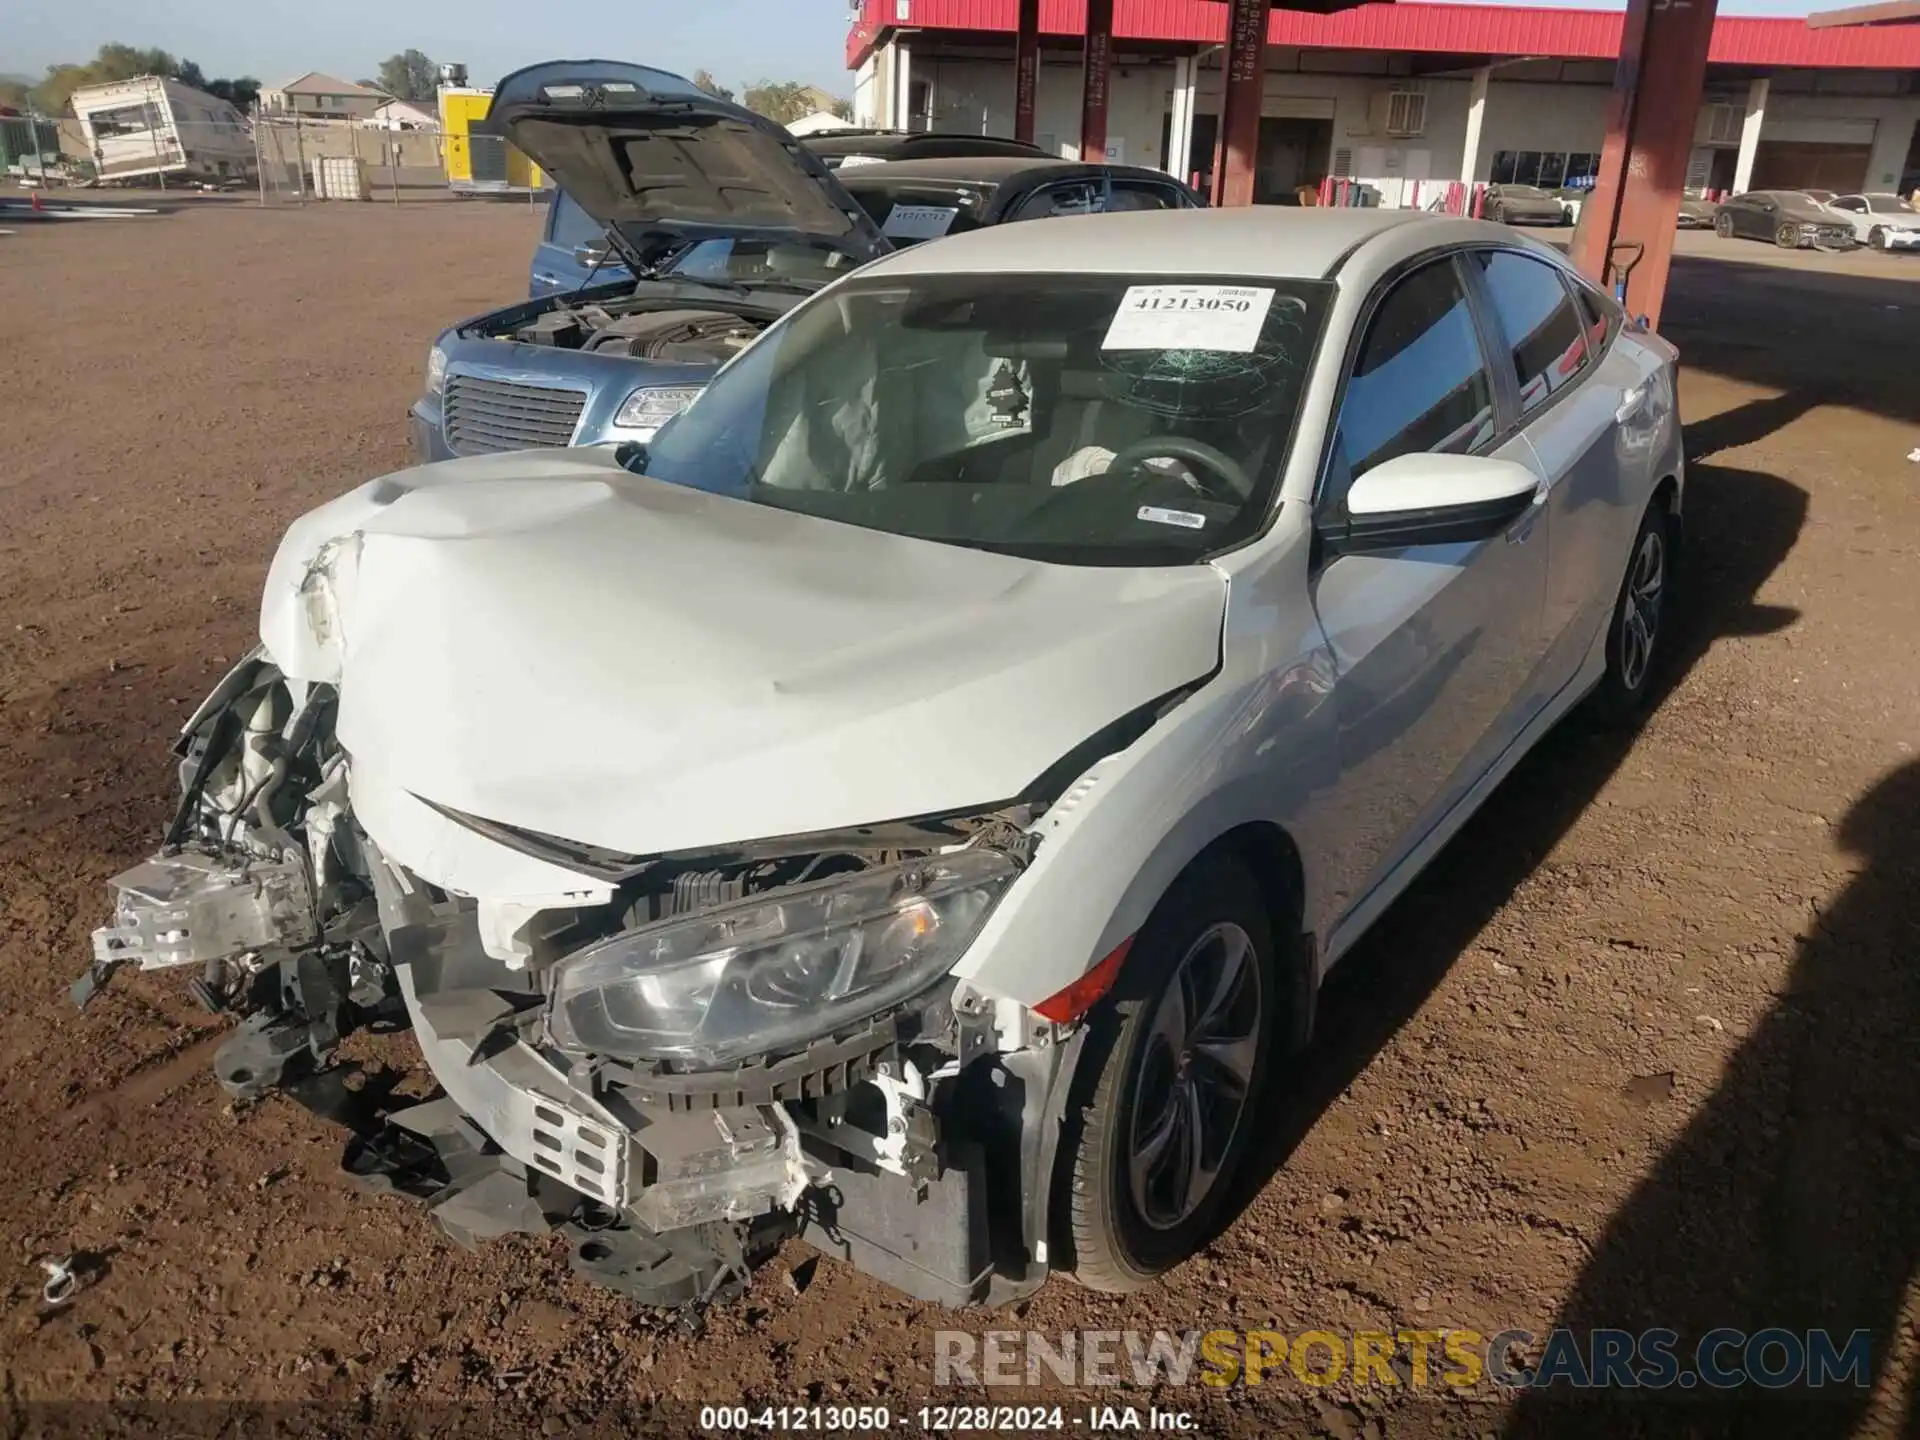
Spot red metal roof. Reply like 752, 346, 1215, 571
849, 0, 1920, 68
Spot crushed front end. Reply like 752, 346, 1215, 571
84, 654, 1072, 1311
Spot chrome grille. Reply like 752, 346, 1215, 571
443, 375, 586, 455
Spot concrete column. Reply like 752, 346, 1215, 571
1733, 76, 1767, 195
1568, 0, 1720, 329
1864, 106, 1917, 191
893, 43, 914, 131
1214, 0, 1268, 207
1166, 55, 1198, 182
1081, 0, 1114, 162
1461, 66, 1491, 184
1014, 0, 1040, 144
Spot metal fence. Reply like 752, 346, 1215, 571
9, 110, 546, 206
251, 115, 458, 204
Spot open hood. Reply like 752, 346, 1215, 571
259, 447, 1227, 863
488, 60, 890, 274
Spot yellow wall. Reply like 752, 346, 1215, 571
438, 88, 546, 188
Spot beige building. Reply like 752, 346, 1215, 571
260, 73, 386, 122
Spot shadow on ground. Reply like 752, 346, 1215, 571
1661, 251, 1920, 430
1501, 754, 1920, 1439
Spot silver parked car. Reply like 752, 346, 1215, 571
90, 207, 1683, 1311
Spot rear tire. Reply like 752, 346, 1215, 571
1588, 500, 1677, 727
1058, 860, 1280, 1293
1714, 212, 1734, 239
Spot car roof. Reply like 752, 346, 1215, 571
833, 155, 1180, 187
857, 205, 1514, 283
801, 131, 1047, 158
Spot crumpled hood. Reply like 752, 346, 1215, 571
261, 446, 1226, 858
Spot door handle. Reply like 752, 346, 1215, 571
1615, 386, 1648, 424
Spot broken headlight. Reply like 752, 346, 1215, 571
547, 848, 1017, 1068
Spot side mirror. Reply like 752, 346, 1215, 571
1327, 452, 1542, 554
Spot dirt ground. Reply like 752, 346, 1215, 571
1, 203, 1917, 1439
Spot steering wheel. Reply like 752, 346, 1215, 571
1104, 435, 1255, 502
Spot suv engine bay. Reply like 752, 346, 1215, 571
502, 300, 769, 363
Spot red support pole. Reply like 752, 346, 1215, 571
1570, 0, 1720, 327
1211, 0, 1267, 207
1081, 0, 1114, 162
1013, 0, 1041, 146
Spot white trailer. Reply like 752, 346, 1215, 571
71, 75, 256, 184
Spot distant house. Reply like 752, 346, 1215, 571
786, 111, 855, 138
794, 85, 848, 116
367, 97, 437, 130
259, 73, 386, 122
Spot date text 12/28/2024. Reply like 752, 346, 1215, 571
698, 1405, 1198, 1432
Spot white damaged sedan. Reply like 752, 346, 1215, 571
86, 206, 1682, 1308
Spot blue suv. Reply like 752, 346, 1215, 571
410, 60, 891, 461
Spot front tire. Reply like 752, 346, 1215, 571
1058, 860, 1279, 1292
1869, 226, 1889, 251
1589, 501, 1676, 726
1775, 222, 1803, 249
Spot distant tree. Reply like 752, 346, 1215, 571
28, 43, 180, 113
829, 96, 853, 121
203, 76, 260, 110
376, 49, 437, 103
18, 44, 282, 116
0, 76, 31, 111
692, 69, 734, 104
742, 79, 814, 126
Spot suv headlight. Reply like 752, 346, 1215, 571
547, 848, 1019, 1069
612, 385, 704, 432
424, 345, 448, 395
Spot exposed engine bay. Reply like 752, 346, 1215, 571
493, 298, 769, 364
83, 654, 1076, 1313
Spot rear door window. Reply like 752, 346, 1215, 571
1009, 180, 1103, 221
1106, 181, 1184, 212
1470, 250, 1591, 417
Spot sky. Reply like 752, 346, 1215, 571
10, 0, 1835, 92
9, 0, 861, 93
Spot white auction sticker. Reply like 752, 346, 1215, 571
882, 203, 960, 241
1102, 284, 1275, 353
1137, 505, 1208, 530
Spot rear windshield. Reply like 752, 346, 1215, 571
842, 181, 992, 245
635, 271, 1334, 565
